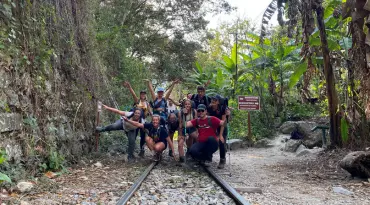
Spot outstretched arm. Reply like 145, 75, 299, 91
168, 97, 181, 106
204, 79, 211, 88
122, 116, 144, 129
123, 81, 139, 103
164, 79, 180, 99
103, 104, 126, 116
145, 79, 156, 101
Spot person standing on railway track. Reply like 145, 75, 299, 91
178, 99, 198, 162
96, 105, 145, 163
122, 81, 152, 158
207, 95, 228, 169
123, 114, 177, 162
183, 104, 224, 165
145, 79, 179, 125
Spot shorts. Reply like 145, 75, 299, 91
181, 127, 196, 136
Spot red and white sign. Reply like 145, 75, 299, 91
238, 96, 260, 111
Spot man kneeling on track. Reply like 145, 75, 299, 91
183, 104, 224, 165
123, 114, 177, 162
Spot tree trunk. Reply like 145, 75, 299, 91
314, 2, 342, 147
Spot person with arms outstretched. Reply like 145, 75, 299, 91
123, 81, 152, 157
96, 104, 144, 162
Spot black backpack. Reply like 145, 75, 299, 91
192, 94, 209, 107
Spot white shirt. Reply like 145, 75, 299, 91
167, 103, 177, 115
122, 112, 144, 131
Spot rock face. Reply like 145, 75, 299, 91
254, 138, 273, 148
0, 113, 23, 132
279, 121, 325, 148
339, 151, 370, 178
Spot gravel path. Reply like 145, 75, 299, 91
128, 159, 236, 205
8, 135, 370, 205
208, 135, 370, 205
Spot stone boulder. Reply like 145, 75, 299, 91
226, 139, 243, 150
279, 121, 326, 148
303, 131, 323, 148
340, 151, 370, 178
284, 139, 302, 152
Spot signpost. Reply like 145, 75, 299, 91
96, 101, 102, 151
238, 96, 260, 139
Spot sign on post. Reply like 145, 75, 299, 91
238, 96, 260, 111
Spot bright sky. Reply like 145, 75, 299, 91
206, 0, 278, 29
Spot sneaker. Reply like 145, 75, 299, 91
153, 152, 161, 162
139, 149, 145, 158
127, 157, 136, 163
179, 156, 185, 163
95, 127, 105, 132
168, 149, 173, 157
217, 158, 226, 169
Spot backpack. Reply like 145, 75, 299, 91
152, 97, 168, 114
195, 116, 213, 129
192, 94, 209, 107
181, 109, 196, 123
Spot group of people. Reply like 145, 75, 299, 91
96, 79, 231, 169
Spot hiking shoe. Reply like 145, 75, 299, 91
95, 126, 105, 132
153, 152, 161, 162
127, 157, 136, 163
168, 149, 173, 157
139, 149, 145, 158
217, 158, 226, 169
179, 156, 185, 163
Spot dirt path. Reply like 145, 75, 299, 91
8, 136, 370, 205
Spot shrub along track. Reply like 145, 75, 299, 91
118, 160, 250, 205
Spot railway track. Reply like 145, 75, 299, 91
116, 160, 251, 205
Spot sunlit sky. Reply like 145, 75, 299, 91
205, 0, 278, 29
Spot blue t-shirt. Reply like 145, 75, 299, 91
153, 98, 167, 120
144, 123, 168, 143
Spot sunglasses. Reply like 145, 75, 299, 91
197, 109, 205, 113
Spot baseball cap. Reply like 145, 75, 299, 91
140, 90, 146, 94
197, 104, 206, 110
157, 87, 165, 92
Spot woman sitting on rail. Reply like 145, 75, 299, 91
123, 114, 177, 162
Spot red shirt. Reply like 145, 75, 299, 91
190, 116, 221, 142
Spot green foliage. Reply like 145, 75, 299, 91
341, 117, 349, 142
0, 149, 12, 183
47, 151, 65, 171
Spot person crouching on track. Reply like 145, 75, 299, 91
96, 104, 144, 163
183, 104, 224, 165
123, 114, 177, 162
167, 113, 179, 157
178, 99, 198, 162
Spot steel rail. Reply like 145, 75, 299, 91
203, 165, 251, 205
116, 162, 157, 205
